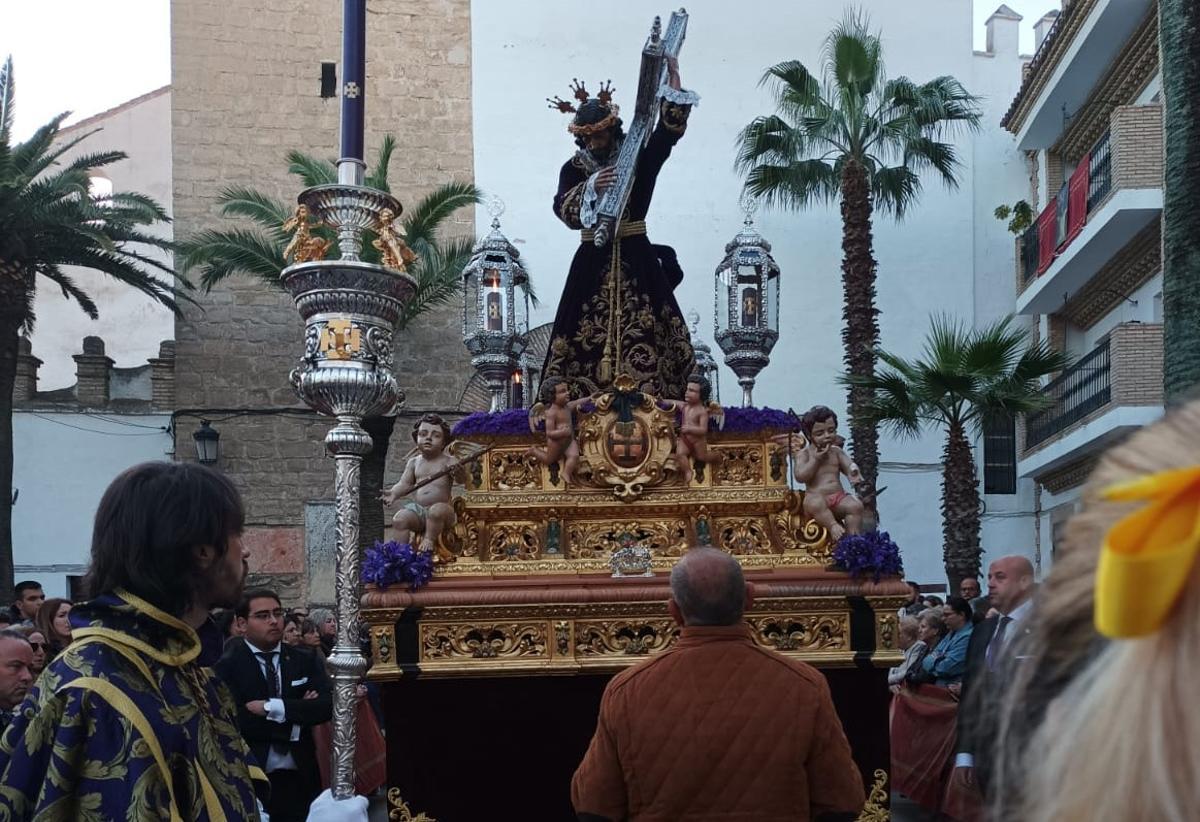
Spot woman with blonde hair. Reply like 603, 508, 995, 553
988, 399, 1200, 822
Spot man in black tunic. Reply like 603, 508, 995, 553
543, 59, 697, 399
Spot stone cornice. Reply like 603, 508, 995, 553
1003, 0, 1101, 133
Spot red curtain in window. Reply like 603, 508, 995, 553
1037, 198, 1057, 274
1066, 152, 1090, 244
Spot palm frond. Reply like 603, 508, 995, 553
823, 10, 883, 101
217, 186, 292, 233
176, 227, 287, 292
286, 150, 337, 187
38, 264, 101, 319
365, 134, 396, 193
741, 159, 839, 211
870, 164, 921, 218
0, 56, 14, 147
402, 181, 481, 249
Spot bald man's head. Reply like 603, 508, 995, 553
668, 548, 749, 626
987, 555, 1035, 614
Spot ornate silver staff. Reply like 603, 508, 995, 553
280, 0, 413, 800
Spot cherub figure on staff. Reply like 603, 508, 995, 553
773, 405, 864, 541
382, 414, 472, 563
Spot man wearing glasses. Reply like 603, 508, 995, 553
216, 588, 332, 822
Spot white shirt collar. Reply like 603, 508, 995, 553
244, 638, 283, 656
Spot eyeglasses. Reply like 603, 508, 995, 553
28, 642, 46, 651
250, 609, 286, 621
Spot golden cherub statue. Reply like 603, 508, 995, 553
374, 208, 417, 272
282, 204, 331, 263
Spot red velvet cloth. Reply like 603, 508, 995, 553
311, 701, 387, 796
891, 684, 959, 812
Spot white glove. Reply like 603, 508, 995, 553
305, 789, 369, 822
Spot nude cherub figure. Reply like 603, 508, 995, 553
282, 204, 331, 263
773, 404, 863, 541
525, 377, 593, 484
661, 375, 724, 484
381, 413, 466, 563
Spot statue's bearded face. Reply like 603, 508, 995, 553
584, 128, 616, 162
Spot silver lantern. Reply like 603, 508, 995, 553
714, 199, 780, 406
686, 309, 720, 405
462, 198, 530, 412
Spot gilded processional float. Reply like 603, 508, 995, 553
279, 4, 903, 819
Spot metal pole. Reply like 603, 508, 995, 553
338, 0, 367, 187
327, 419, 372, 799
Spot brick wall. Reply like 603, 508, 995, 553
1046, 152, 1064, 196
171, 0, 475, 600
1111, 321, 1163, 406
1110, 104, 1164, 191
1060, 219, 1160, 329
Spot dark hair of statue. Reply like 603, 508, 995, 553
540, 376, 568, 405
411, 413, 453, 445
85, 462, 245, 617
687, 374, 711, 404
801, 405, 837, 437
572, 99, 625, 150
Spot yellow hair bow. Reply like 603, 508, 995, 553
1096, 466, 1200, 638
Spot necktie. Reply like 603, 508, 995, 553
986, 616, 1013, 671
257, 651, 280, 697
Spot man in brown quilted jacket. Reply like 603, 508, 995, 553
571, 547, 866, 821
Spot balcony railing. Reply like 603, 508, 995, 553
1087, 130, 1112, 214
1026, 337, 1111, 449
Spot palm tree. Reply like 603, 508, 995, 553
1160, 0, 1200, 403
735, 12, 982, 511
176, 137, 482, 548
0, 57, 185, 592
843, 316, 1066, 589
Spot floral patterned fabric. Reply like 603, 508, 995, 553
0, 592, 266, 821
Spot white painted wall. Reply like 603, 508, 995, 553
10, 411, 172, 598
31, 89, 175, 390
472, 0, 1028, 586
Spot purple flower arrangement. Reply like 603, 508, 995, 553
832, 530, 904, 582
452, 403, 794, 437
719, 406, 796, 433
361, 541, 435, 592
452, 408, 531, 437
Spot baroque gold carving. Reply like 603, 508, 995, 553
772, 491, 833, 562
856, 770, 889, 822
373, 626, 394, 665
422, 623, 548, 661
567, 519, 689, 560
575, 619, 678, 656
714, 445, 763, 485
554, 620, 571, 656
487, 522, 541, 561
877, 614, 897, 651
387, 788, 436, 822
442, 497, 479, 558
748, 614, 848, 652
714, 517, 774, 555
489, 452, 541, 491
574, 374, 680, 500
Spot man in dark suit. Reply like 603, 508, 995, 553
953, 555, 1035, 794
215, 588, 333, 822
